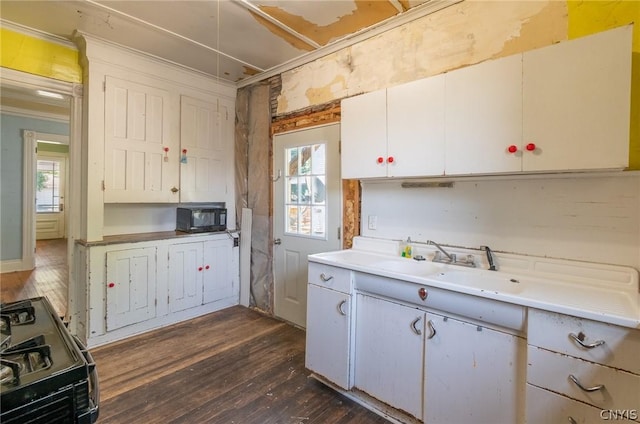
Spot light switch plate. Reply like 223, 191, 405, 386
368, 215, 377, 230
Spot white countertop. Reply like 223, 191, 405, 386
309, 237, 640, 329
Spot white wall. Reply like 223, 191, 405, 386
361, 173, 640, 269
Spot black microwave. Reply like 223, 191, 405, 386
176, 206, 227, 233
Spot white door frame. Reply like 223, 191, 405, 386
35, 142, 70, 240
2, 68, 82, 322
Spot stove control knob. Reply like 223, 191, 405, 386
418, 287, 428, 300
108, 282, 115, 288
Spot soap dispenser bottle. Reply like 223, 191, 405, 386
403, 237, 413, 259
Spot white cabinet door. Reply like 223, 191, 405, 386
341, 89, 387, 178
106, 247, 157, 330
305, 284, 352, 389
387, 74, 446, 177
424, 312, 525, 423
523, 26, 632, 172
168, 242, 204, 312
445, 54, 523, 175
202, 238, 234, 304
104, 76, 179, 202
355, 294, 424, 419
179, 95, 230, 202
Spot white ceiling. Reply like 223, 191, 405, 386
0, 0, 457, 86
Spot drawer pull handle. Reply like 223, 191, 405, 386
427, 320, 437, 339
568, 417, 577, 424
569, 332, 605, 349
320, 273, 333, 282
410, 316, 422, 336
569, 374, 605, 392
337, 300, 347, 316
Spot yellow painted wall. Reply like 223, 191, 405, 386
0, 28, 81, 83
567, 1, 640, 169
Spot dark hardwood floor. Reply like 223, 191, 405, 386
92, 306, 388, 424
1, 239, 387, 423
0, 238, 68, 316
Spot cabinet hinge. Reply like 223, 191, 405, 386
337, 227, 341, 240
101, 180, 105, 191
103, 81, 106, 92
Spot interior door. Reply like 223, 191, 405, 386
273, 123, 341, 328
36, 154, 66, 240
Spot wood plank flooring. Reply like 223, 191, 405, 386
0, 238, 67, 316
92, 306, 387, 424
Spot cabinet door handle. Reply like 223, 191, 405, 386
569, 374, 605, 392
320, 273, 333, 282
569, 332, 605, 349
427, 320, 437, 339
568, 417, 577, 424
410, 316, 422, 336
337, 300, 347, 316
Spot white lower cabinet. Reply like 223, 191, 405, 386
106, 246, 157, 331
305, 284, 352, 389
424, 312, 526, 423
526, 309, 640, 423
169, 238, 236, 312
355, 294, 425, 419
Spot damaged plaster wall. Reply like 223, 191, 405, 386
276, 0, 566, 115
235, 83, 273, 312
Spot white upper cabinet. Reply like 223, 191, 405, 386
445, 54, 523, 175
341, 89, 387, 178
340, 26, 632, 179
179, 95, 231, 203
388, 74, 446, 177
522, 25, 632, 172
104, 76, 179, 202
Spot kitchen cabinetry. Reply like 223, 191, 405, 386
179, 95, 232, 202
341, 75, 446, 179
355, 294, 425, 419
305, 263, 353, 389
526, 308, 640, 423
445, 54, 522, 175
104, 76, 179, 203
103, 81, 233, 204
424, 311, 525, 423
341, 89, 387, 179
340, 26, 632, 179
169, 238, 236, 312
522, 25, 632, 173
105, 246, 157, 331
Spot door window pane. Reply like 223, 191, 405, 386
36, 160, 61, 213
284, 143, 327, 239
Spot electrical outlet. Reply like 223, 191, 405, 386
368, 215, 377, 230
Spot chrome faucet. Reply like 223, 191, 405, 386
481, 245, 497, 271
427, 240, 455, 262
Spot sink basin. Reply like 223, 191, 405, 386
430, 270, 527, 295
372, 259, 444, 277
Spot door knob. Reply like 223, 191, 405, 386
274, 238, 282, 245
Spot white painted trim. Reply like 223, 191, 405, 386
237, 0, 462, 88
0, 259, 26, 273
0, 105, 70, 123
23, 130, 37, 271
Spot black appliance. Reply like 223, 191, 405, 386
0, 297, 99, 424
176, 205, 227, 233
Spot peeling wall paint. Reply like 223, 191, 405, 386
259, 1, 403, 47
276, 0, 566, 115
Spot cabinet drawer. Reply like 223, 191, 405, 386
308, 262, 352, 293
528, 308, 640, 374
527, 346, 640, 413
526, 384, 638, 424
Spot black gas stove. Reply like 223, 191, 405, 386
0, 297, 99, 423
